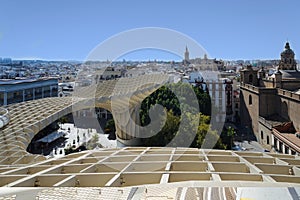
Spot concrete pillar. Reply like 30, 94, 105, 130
22, 89, 25, 102
288, 149, 292, 155
114, 104, 142, 146
276, 140, 280, 151
135, 105, 142, 136
3, 92, 7, 106
282, 143, 288, 154
271, 135, 275, 147
222, 86, 226, 112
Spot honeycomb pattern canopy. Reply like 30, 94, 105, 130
1, 75, 300, 199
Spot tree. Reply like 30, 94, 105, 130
139, 83, 225, 148
86, 133, 101, 149
142, 110, 180, 146
59, 116, 68, 124
142, 111, 226, 149
106, 82, 227, 149
140, 82, 211, 126
227, 126, 235, 149
105, 119, 116, 134
192, 114, 226, 149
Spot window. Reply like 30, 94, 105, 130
249, 95, 252, 105
25, 89, 33, 101
43, 86, 51, 98
267, 135, 270, 144
35, 87, 43, 99
0, 92, 4, 106
235, 103, 239, 109
14, 91, 23, 101
51, 87, 58, 97
261, 131, 264, 140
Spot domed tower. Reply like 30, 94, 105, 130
279, 42, 297, 70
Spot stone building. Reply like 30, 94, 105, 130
190, 54, 225, 71
240, 42, 300, 155
183, 46, 224, 70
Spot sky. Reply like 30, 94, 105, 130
0, 0, 300, 61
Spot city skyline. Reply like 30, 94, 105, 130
0, 0, 300, 61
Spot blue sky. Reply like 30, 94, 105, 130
0, 0, 300, 61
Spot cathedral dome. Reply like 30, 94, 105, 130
281, 42, 295, 56
279, 42, 297, 70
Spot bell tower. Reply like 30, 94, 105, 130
184, 46, 189, 62
279, 42, 297, 70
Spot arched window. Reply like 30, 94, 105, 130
249, 95, 252, 105
267, 135, 270, 144
261, 131, 264, 140
249, 74, 253, 83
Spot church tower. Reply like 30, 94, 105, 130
184, 46, 189, 62
279, 42, 297, 70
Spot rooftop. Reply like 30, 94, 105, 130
0, 147, 300, 188
0, 77, 57, 85
280, 70, 300, 79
